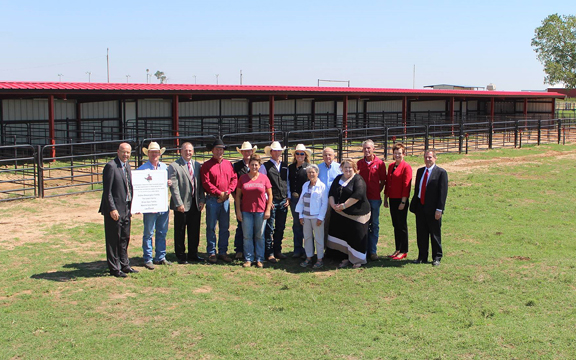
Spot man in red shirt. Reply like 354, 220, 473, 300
357, 139, 387, 260
201, 139, 238, 263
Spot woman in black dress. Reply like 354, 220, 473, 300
326, 158, 371, 268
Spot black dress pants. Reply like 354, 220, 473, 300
104, 213, 131, 272
174, 199, 201, 260
415, 209, 443, 262
388, 198, 409, 253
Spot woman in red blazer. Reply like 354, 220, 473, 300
383, 143, 413, 260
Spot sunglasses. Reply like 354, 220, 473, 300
295, 152, 306, 156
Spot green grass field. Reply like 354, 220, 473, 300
1, 144, 576, 359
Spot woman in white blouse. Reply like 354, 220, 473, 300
295, 164, 329, 269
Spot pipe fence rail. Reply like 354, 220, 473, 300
1, 118, 574, 201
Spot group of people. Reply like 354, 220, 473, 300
99, 138, 448, 278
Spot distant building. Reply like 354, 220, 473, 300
424, 84, 485, 90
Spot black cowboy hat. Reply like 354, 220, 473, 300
207, 138, 226, 151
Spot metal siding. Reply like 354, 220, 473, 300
2, 99, 48, 121
221, 99, 248, 116
410, 100, 446, 112
179, 100, 220, 117
314, 101, 333, 114
296, 100, 312, 114
528, 101, 551, 112
252, 101, 269, 115
138, 99, 171, 117
366, 100, 403, 112
274, 100, 294, 114
81, 101, 119, 119
124, 102, 136, 121
468, 100, 478, 111
54, 100, 75, 120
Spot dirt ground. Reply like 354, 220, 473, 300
3, 148, 576, 249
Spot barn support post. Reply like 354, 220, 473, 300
269, 95, 275, 141
172, 95, 180, 149
342, 96, 348, 138
48, 95, 55, 159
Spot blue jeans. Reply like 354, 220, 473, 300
205, 197, 230, 255
289, 200, 305, 256
368, 199, 382, 255
241, 212, 266, 262
142, 211, 169, 262
265, 198, 288, 257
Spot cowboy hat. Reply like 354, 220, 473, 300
142, 141, 166, 156
264, 141, 286, 156
236, 141, 257, 154
207, 138, 226, 151
290, 144, 312, 158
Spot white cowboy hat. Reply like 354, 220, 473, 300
142, 141, 166, 156
290, 143, 312, 158
236, 141, 258, 154
264, 141, 286, 156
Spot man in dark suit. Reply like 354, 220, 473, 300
409, 149, 448, 267
168, 142, 205, 264
99, 142, 138, 278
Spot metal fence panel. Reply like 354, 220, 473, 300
0, 145, 37, 202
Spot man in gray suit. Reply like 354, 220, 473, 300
168, 142, 206, 264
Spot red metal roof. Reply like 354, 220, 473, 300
0, 81, 565, 98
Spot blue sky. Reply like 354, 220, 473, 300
0, 0, 573, 90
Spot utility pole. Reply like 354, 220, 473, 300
146, 69, 150, 83
193, 75, 197, 84
126, 74, 131, 83
240, 70, 243, 85
86, 71, 91, 82
215, 74, 219, 85
58, 74, 64, 82
106, 48, 110, 83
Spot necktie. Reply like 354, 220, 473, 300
124, 163, 132, 202
420, 169, 428, 205
188, 161, 195, 196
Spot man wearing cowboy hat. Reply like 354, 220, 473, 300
259, 141, 289, 262
287, 144, 311, 258
232, 141, 257, 260
138, 142, 172, 270
201, 139, 238, 263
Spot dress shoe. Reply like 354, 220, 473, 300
110, 270, 127, 278
387, 251, 400, 259
432, 260, 441, 267
275, 252, 287, 260
235, 252, 244, 260
391, 253, 407, 260
255, 261, 264, 268
153, 259, 172, 265
177, 259, 189, 265
267, 255, 277, 263
412, 259, 427, 264
122, 267, 139, 274
208, 254, 218, 264
218, 254, 233, 263
188, 255, 205, 263
242, 261, 252, 268
292, 252, 304, 258
369, 253, 379, 261
144, 261, 155, 270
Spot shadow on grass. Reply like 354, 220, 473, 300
30, 257, 146, 282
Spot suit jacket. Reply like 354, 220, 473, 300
384, 160, 412, 199
168, 157, 205, 212
99, 157, 133, 217
409, 165, 448, 216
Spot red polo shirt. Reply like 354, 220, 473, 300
201, 157, 238, 196
357, 156, 386, 200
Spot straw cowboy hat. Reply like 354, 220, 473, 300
290, 143, 312, 158
142, 141, 166, 156
264, 141, 286, 156
236, 141, 257, 154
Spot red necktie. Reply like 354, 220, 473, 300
420, 169, 428, 205
188, 161, 195, 196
